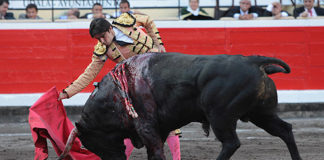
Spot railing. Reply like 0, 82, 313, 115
3, 0, 324, 21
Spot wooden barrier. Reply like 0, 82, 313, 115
0, 19, 324, 94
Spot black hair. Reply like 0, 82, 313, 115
0, 0, 9, 5
120, 0, 130, 7
26, 4, 38, 12
92, 2, 102, 9
89, 18, 111, 38
73, 9, 80, 18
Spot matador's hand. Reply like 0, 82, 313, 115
58, 92, 69, 101
157, 45, 166, 53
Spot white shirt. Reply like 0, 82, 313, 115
113, 27, 134, 44
301, 7, 318, 17
187, 6, 200, 16
280, 12, 289, 17
233, 9, 258, 19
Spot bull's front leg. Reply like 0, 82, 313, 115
135, 121, 166, 160
131, 77, 166, 159
132, 77, 166, 159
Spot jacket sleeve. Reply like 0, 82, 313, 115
134, 14, 164, 46
64, 55, 105, 97
225, 7, 239, 17
293, 7, 304, 18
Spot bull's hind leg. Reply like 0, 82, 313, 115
200, 80, 248, 159
209, 117, 241, 160
249, 114, 302, 160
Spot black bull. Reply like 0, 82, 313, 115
74, 52, 301, 160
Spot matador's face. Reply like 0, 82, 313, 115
94, 27, 115, 46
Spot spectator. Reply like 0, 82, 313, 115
19, 4, 42, 19
112, 0, 143, 18
59, 8, 80, 19
80, 3, 111, 19
180, 0, 213, 20
225, 0, 259, 20
0, 0, 14, 19
264, 2, 290, 19
294, 0, 324, 18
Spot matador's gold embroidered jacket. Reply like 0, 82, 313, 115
64, 13, 164, 97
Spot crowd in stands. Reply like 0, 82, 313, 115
220, 0, 292, 20
1, 0, 324, 21
184, 0, 324, 20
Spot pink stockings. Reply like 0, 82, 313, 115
124, 138, 133, 160
124, 135, 181, 160
166, 135, 181, 160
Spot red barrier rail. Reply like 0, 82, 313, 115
0, 20, 324, 93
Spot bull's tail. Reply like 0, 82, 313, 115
57, 127, 79, 160
249, 55, 291, 74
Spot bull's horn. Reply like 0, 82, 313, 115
57, 127, 78, 160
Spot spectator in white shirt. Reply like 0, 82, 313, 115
80, 3, 111, 19
225, 0, 259, 20
294, 0, 324, 18
264, 2, 290, 19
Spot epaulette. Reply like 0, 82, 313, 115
93, 41, 107, 56
112, 12, 136, 27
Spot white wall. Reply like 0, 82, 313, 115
9, 0, 321, 9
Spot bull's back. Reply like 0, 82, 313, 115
127, 53, 263, 116
137, 53, 261, 89
126, 53, 263, 103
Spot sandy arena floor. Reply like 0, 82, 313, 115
0, 118, 323, 160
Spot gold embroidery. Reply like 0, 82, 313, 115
93, 41, 107, 56
109, 43, 121, 60
113, 13, 136, 27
